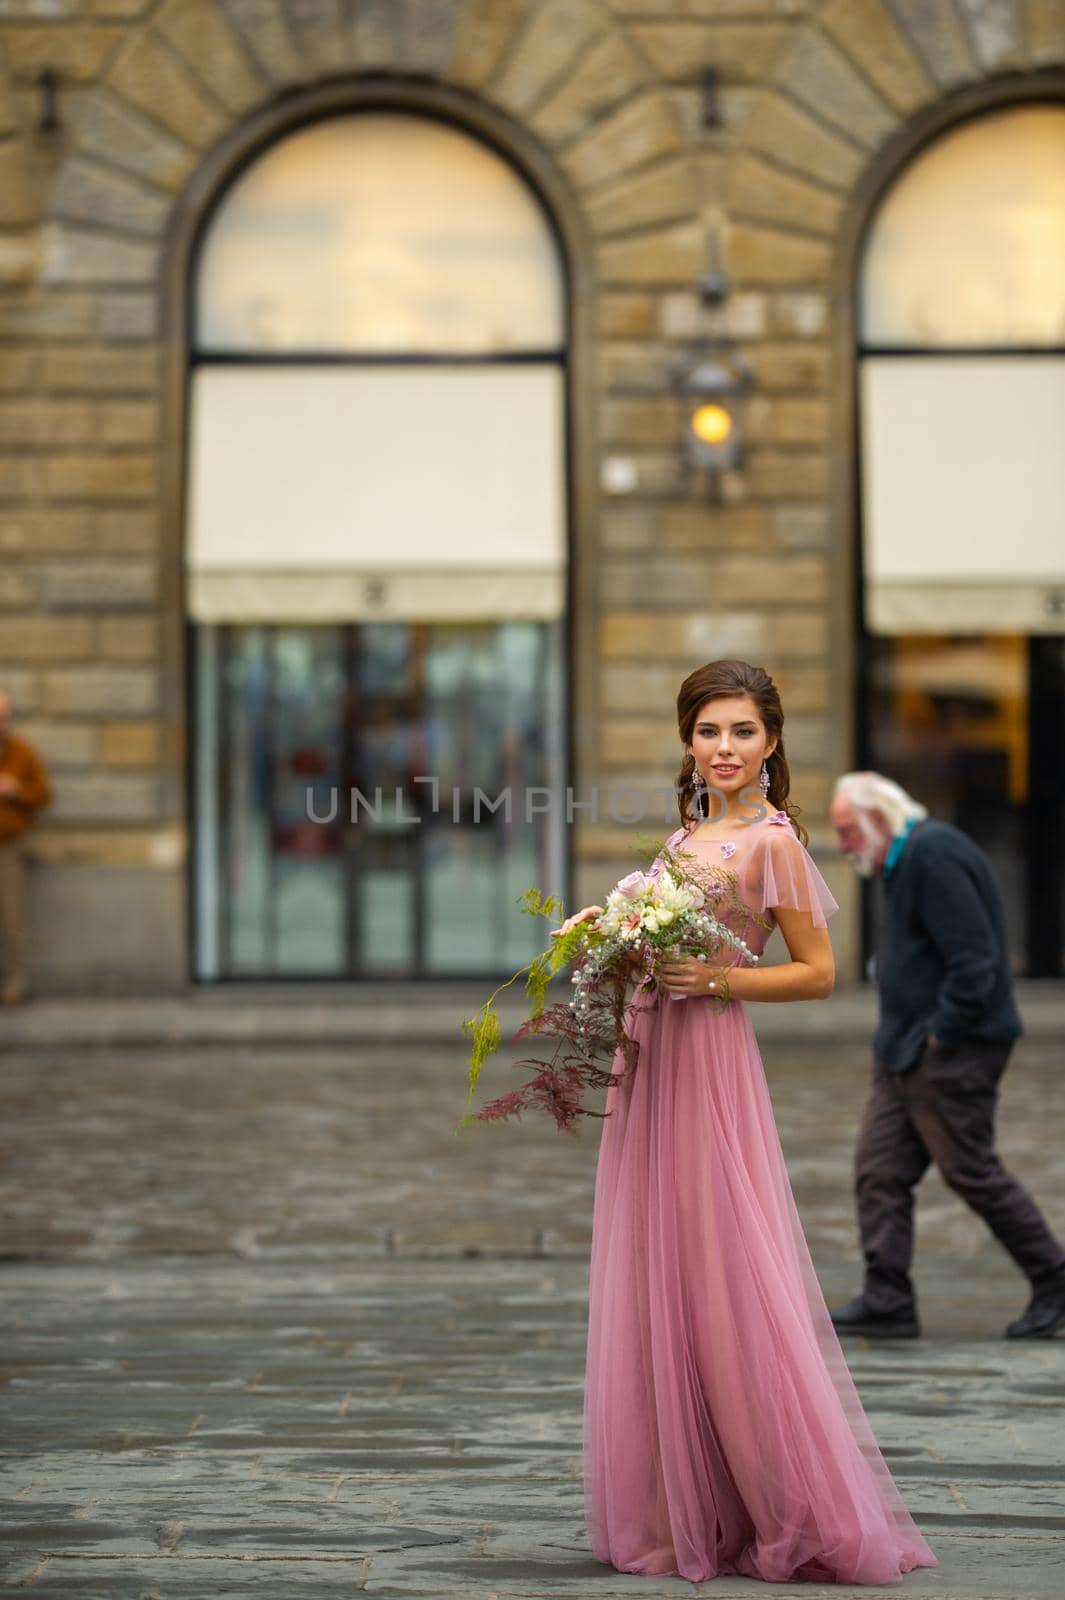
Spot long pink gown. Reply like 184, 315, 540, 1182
582, 810, 939, 1585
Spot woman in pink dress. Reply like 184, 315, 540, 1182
555, 660, 939, 1585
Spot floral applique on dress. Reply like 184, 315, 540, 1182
719, 841, 737, 859
767, 810, 792, 827
661, 844, 774, 940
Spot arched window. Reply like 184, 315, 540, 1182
859, 104, 1065, 629
195, 112, 563, 354
186, 111, 569, 981
857, 103, 1065, 976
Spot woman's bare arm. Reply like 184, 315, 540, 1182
723, 909, 834, 1001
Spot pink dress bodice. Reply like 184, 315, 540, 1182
651, 809, 839, 963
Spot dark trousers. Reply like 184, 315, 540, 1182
854, 1036, 1065, 1314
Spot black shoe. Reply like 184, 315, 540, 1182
830, 1294, 921, 1339
1004, 1268, 1065, 1338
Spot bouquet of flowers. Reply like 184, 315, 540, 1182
457, 836, 760, 1136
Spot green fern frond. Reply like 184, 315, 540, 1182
461, 1000, 505, 1103
517, 886, 566, 921
524, 950, 554, 1017
633, 830, 669, 866
461, 884, 593, 1112
548, 924, 588, 969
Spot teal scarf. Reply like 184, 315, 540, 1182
882, 817, 917, 881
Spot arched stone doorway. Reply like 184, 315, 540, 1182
855, 101, 1065, 976
184, 107, 570, 980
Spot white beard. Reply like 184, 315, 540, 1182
847, 851, 877, 878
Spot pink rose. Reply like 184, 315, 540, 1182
615, 870, 650, 898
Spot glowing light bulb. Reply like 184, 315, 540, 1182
690, 403, 733, 445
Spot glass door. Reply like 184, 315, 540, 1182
194, 624, 348, 977
860, 632, 1065, 977
192, 619, 566, 980
1026, 636, 1065, 977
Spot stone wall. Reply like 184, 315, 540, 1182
1, 0, 1062, 991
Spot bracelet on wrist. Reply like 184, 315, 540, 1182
706, 971, 730, 1009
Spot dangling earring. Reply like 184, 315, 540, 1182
759, 759, 770, 798
690, 756, 708, 818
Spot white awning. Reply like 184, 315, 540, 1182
861, 354, 1065, 633
185, 363, 566, 620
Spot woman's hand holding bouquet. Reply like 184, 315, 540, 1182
457, 841, 759, 1135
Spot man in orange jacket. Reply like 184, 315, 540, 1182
0, 690, 52, 1006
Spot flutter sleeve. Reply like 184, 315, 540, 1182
750, 818, 839, 928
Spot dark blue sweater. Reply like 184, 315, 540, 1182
873, 818, 1023, 1073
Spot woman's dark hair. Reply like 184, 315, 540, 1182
674, 659, 807, 846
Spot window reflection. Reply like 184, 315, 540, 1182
218, 626, 346, 974
867, 635, 1027, 968
195, 112, 565, 355
195, 620, 564, 978
860, 104, 1065, 348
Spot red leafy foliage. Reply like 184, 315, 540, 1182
469, 962, 645, 1133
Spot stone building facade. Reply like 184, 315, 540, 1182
1, 0, 1063, 993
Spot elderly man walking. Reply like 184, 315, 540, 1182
0, 690, 52, 1006
828, 771, 1065, 1340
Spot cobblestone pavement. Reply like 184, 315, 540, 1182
2, 1029, 1064, 1597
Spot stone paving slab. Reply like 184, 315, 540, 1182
2, 1036, 1064, 1597
1, 1039, 1061, 1294
1, 980, 1064, 1050
3, 1259, 1065, 1598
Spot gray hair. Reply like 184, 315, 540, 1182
832, 771, 928, 837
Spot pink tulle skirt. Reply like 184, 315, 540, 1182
583, 989, 940, 1585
